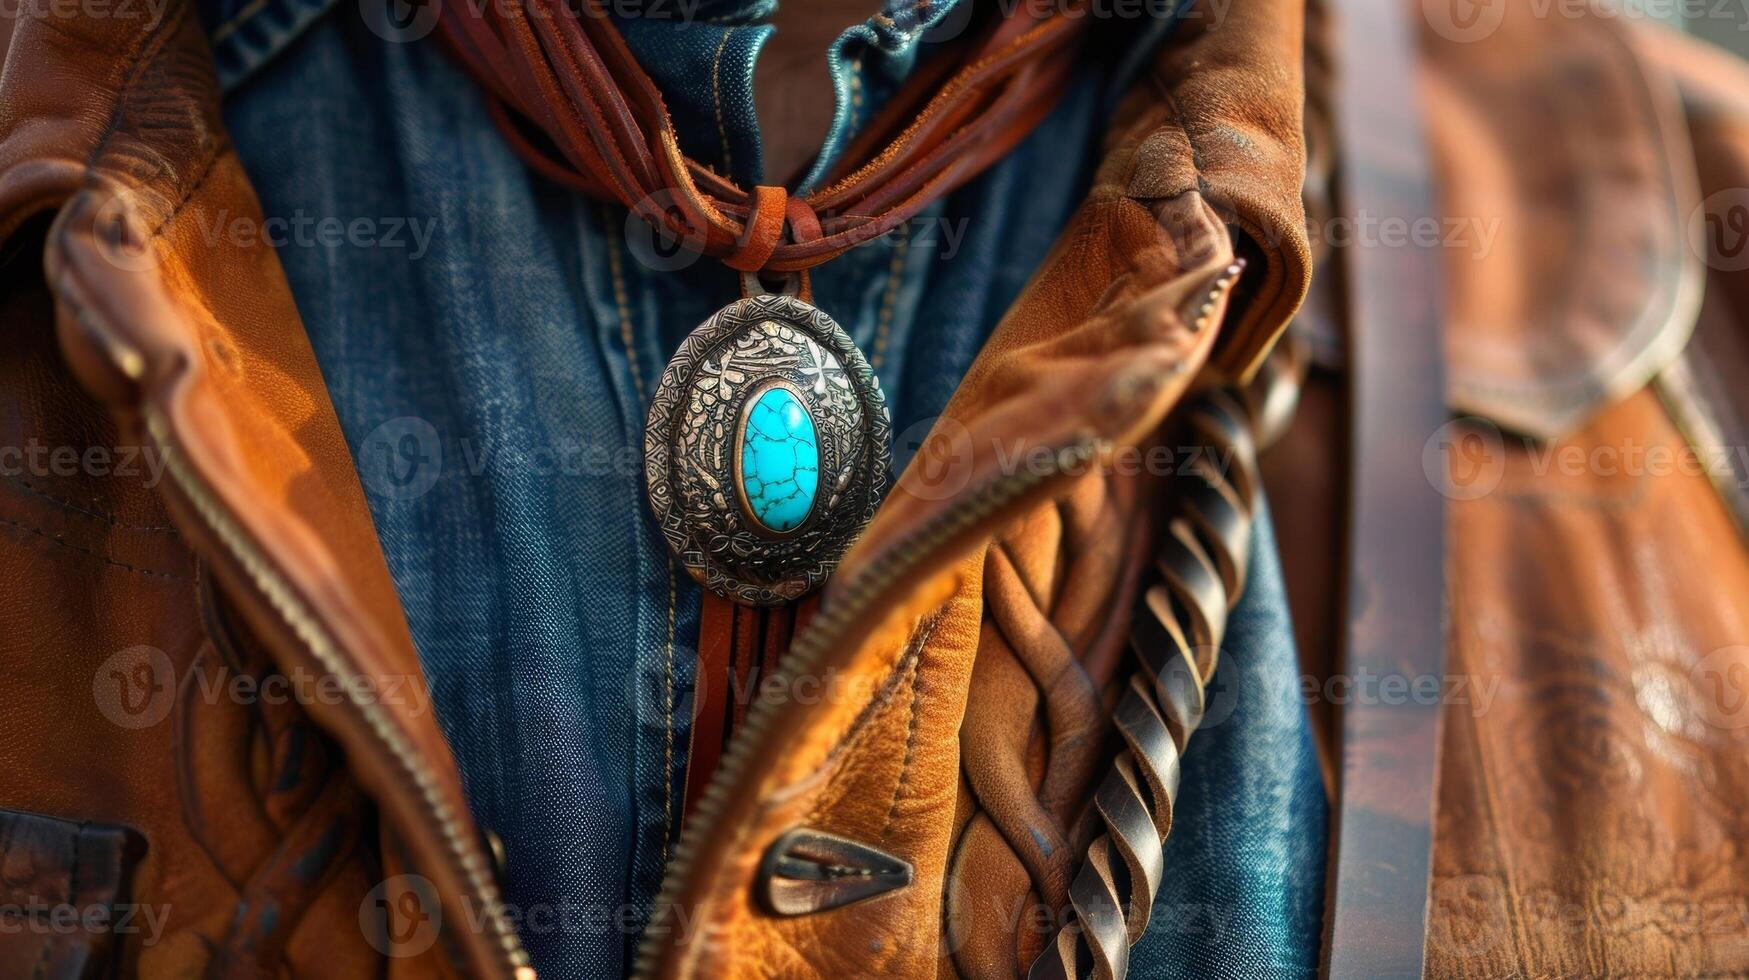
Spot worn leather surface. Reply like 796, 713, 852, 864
0, 1, 519, 976
637, 0, 1310, 973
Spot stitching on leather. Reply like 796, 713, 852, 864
802, 611, 940, 825
879, 614, 936, 840
0, 514, 189, 579
87, 2, 187, 170
78, 2, 234, 244
5, 477, 179, 532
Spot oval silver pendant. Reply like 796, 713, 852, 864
644, 293, 891, 606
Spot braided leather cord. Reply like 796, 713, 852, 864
1026, 339, 1307, 980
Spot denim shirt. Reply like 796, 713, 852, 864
196, 1, 1322, 975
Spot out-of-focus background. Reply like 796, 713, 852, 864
1634, 0, 1749, 54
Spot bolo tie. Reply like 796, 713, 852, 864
438, 0, 1090, 605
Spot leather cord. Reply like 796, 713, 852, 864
436, 0, 1091, 274
1026, 334, 1309, 980
683, 595, 818, 822
1319, 0, 1448, 970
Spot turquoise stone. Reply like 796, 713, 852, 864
739, 387, 819, 533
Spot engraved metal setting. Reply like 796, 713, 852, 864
645, 293, 891, 606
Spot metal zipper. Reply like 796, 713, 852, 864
144, 410, 531, 980
632, 434, 1103, 978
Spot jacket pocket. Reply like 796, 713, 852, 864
0, 807, 145, 980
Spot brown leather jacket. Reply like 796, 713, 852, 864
2, 0, 1747, 975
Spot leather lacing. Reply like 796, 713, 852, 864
435, 0, 1093, 275
1026, 337, 1307, 980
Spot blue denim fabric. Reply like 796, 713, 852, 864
1127, 501, 1329, 979
200, 2, 1156, 975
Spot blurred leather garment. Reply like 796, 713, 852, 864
1278, 0, 1749, 975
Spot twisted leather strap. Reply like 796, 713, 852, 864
1027, 338, 1306, 980
437, 0, 1089, 273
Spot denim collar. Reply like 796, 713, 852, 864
614, 0, 973, 189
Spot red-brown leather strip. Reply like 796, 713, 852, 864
784, 196, 822, 247
726, 185, 788, 272
684, 595, 738, 820
683, 593, 821, 823
1320, 0, 1447, 971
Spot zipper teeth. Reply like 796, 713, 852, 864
633, 436, 1101, 978
146, 411, 529, 978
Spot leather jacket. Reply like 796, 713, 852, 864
1, 0, 1747, 975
